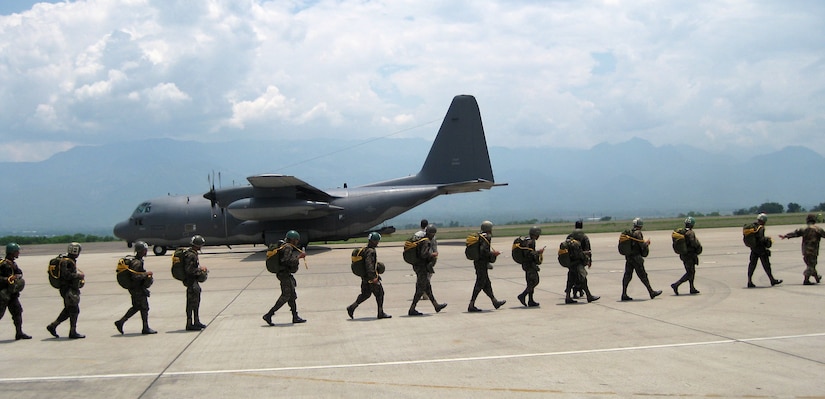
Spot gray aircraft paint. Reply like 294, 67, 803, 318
113, 95, 504, 255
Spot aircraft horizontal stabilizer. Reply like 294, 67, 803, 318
437, 179, 498, 194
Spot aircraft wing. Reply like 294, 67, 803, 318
247, 174, 337, 202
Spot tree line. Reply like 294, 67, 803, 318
0, 234, 117, 246
733, 201, 825, 216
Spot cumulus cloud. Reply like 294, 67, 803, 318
1, 0, 824, 161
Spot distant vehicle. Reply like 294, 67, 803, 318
113, 95, 506, 255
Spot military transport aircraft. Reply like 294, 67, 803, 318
113, 95, 504, 255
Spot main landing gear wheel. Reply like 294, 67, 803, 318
153, 245, 167, 256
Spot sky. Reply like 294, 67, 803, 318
1, 0, 823, 162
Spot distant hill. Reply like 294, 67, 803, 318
2, 137, 823, 235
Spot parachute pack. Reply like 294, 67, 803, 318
511, 236, 532, 265
617, 230, 634, 255
116, 256, 152, 290
47, 255, 67, 289
403, 236, 428, 265
743, 223, 761, 248
265, 241, 287, 273
115, 256, 136, 289
351, 247, 367, 277
170, 248, 187, 281
672, 228, 688, 255
465, 233, 482, 260
557, 238, 582, 268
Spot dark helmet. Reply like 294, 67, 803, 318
684, 216, 696, 228
529, 226, 541, 237
368, 232, 381, 242
632, 218, 644, 228
5, 242, 20, 254
67, 242, 82, 256
420, 219, 429, 229
425, 224, 437, 235
376, 262, 386, 274
286, 230, 300, 241
807, 214, 816, 224
575, 219, 583, 229
756, 213, 768, 224
134, 241, 149, 253
480, 220, 493, 233
191, 235, 205, 246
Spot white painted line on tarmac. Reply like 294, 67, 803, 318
2, 332, 823, 383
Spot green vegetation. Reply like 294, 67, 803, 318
356, 213, 817, 244
0, 234, 117, 246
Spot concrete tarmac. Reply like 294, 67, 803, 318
1, 225, 824, 398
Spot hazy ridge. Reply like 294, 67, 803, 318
2, 137, 823, 235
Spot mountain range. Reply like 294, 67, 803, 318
2, 137, 823, 236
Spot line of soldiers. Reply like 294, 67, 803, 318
1, 213, 823, 339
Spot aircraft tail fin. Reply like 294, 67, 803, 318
418, 95, 495, 184
370, 95, 496, 187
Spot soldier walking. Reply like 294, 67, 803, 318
779, 214, 825, 285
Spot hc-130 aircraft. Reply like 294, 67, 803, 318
113, 94, 505, 255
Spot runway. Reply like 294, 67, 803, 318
1, 226, 824, 398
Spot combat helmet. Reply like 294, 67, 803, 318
756, 213, 768, 224
425, 224, 437, 235
134, 241, 149, 252
5, 242, 20, 254
480, 220, 493, 233
529, 226, 541, 237
684, 216, 696, 228
285, 230, 300, 241
67, 242, 82, 256
632, 218, 644, 229
368, 232, 381, 242
191, 235, 206, 246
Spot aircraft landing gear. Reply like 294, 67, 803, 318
153, 245, 167, 256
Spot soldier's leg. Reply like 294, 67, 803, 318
747, 251, 758, 286
803, 254, 816, 284
621, 260, 634, 300
67, 292, 83, 339
810, 254, 822, 283
347, 280, 372, 319
685, 257, 698, 293
635, 261, 661, 298
564, 267, 577, 303
760, 253, 781, 285
9, 297, 30, 339
527, 270, 539, 306
409, 270, 426, 314
479, 269, 504, 309
469, 266, 485, 310
373, 283, 390, 319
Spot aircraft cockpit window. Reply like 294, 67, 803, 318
134, 202, 152, 214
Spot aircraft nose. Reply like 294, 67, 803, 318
113, 220, 131, 240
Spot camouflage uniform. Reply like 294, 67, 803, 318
672, 228, 702, 294
183, 247, 207, 329
747, 221, 781, 287
263, 243, 305, 323
781, 218, 825, 284
469, 232, 505, 311
409, 234, 446, 315
517, 236, 542, 307
0, 255, 30, 339
621, 227, 661, 300
115, 255, 154, 334
566, 229, 598, 303
347, 244, 391, 319
46, 255, 84, 338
